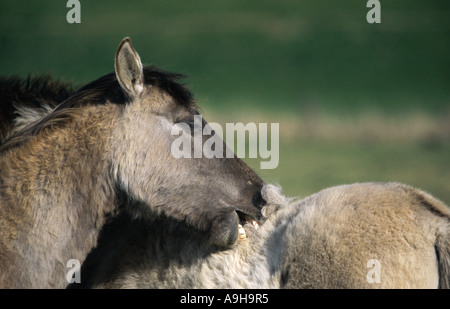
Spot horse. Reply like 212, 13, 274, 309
69, 182, 449, 289
2, 42, 448, 290
0, 37, 265, 288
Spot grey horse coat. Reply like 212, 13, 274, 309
70, 182, 449, 289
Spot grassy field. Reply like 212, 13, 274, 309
1, 0, 449, 114
206, 109, 450, 205
244, 141, 450, 204
1, 1, 449, 204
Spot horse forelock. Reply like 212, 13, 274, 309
0, 66, 196, 152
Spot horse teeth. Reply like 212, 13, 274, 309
244, 219, 259, 229
238, 224, 247, 240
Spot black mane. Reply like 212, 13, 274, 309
64, 66, 194, 108
0, 75, 76, 141
0, 66, 195, 152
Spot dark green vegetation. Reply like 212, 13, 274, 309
245, 141, 450, 205
1, 0, 448, 203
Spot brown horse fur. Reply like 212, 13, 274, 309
0, 38, 265, 288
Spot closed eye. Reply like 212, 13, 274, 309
174, 120, 194, 128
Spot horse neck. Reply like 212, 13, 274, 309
201, 204, 293, 288
159, 222, 280, 288
0, 106, 119, 287
194, 239, 277, 288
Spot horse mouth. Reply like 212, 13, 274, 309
236, 211, 259, 240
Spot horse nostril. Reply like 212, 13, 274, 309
252, 191, 266, 209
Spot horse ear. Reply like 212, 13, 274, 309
115, 37, 144, 98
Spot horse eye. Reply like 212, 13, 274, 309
174, 119, 195, 129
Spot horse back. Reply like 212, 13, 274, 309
279, 182, 450, 288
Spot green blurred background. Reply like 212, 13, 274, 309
1, 0, 449, 204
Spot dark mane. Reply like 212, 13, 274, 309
0, 75, 76, 141
0, 66, 195, 152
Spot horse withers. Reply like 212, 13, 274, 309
0, 38, 265, 288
